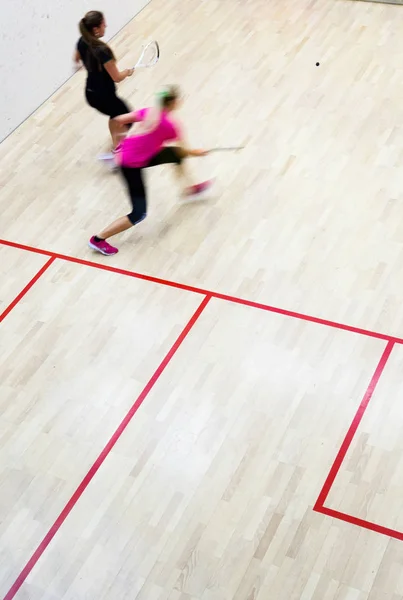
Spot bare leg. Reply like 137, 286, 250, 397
89, 167, 146, 255
109, 119, 127, 150
166, 149, 203, 194
97, 216, 133, 240
173, 159, 210, 197
174, 162, 194, 190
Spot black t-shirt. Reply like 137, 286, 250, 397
77, 37, 116, 94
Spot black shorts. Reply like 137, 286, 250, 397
147, 147, 183, 167
85, 89, 130, 119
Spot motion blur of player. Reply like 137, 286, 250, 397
89, 85, 212, 255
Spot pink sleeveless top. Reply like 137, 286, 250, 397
118, 108, 180, 168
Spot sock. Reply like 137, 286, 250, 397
94, 236, 104, 243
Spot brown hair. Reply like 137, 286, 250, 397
79, 11, 115, 68
158, 85, 180, 108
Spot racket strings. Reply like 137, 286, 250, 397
138, 42, 159, 67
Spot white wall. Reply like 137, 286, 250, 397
0, 0, 150, 141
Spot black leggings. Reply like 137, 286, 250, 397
121, 147, 183, 225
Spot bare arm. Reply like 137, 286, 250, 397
73, 48, 82, 71
113, 112, 138, 126
104, 60, 134, 83
176, 133, 207, 157
183, 147, 207, 157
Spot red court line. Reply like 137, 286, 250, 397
316, 506, 403, 542
314, 339, 395, 510
1, 237, 403, 344
3, 294, 211, 600
0, 256, 56, 323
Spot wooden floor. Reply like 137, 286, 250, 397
2, 0, 403, 598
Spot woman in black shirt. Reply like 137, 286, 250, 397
74, 11, 134, 153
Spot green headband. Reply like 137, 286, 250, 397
156, 89, 169, 101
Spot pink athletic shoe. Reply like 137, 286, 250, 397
88, 236, 118, 256
185, 180, 212, 196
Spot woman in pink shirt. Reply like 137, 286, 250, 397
89, 86, 211, 256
